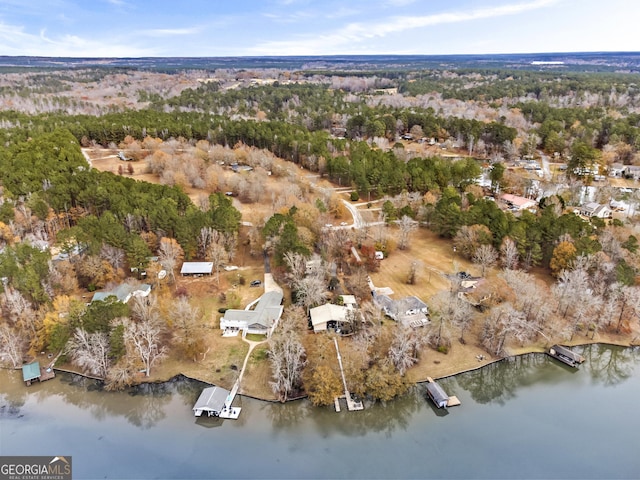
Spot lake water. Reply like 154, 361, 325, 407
2, 344, 640, 479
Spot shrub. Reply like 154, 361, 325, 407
350, 191, 359, 201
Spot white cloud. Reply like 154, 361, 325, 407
139, 27, 202, 37
248, 0, 560, 55
0, 21, 154, 57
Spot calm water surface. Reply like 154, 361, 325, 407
1, 344, 640, 479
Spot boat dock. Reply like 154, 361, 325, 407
548, 345, 585, 368
333, 338, 364, 412
425, 377, 461, 409
22, 361, 55, 386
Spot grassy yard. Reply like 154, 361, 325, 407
369, 227, 477, 301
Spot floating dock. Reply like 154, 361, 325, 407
548, 345, 585, 368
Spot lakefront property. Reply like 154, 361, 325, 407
1, 53, 640, 422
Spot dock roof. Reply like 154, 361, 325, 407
426, 381, 449, 406
193, 386, 229, 415
22, 361, 41, 382
552, 345, 584, 363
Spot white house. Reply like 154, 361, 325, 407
220, 291, 284, 337
309, 295, 358, 333
579, 202, 612, 219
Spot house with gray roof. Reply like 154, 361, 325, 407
579, 202, 612, 219
220, 290, 284, 336
91, 283, 151, 304
373, 293, 429, 327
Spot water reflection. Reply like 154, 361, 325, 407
583, 344, 640, 386
455, 354, 548, 405
2, 344, 640, 479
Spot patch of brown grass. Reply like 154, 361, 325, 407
369, 227, 476, 301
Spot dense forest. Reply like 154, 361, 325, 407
1, 57, 640, 402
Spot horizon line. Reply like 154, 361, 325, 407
0, 50, 639, 61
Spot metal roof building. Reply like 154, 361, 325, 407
426, 381, 449, 409
180, 262, 214, 275
193, 386, 230, 417
22, 362, 41, 383
309, 303, 351, 333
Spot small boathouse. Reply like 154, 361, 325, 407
425, 377, 461, 409
193, 386, 241, 419
548, 345, 585, 368
22, 361, 55, 386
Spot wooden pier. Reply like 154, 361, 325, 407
333, 338, 364, 412
548, 345, 585, 368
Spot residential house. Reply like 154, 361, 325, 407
220, 290, 284, 337
579, 202, 612, 219
373, 293, 429, 326
624, 165, 640, 180
309, 295, 358, 333
608, 163, 625, 177
91, 283, 151, 304
500, 193, 537, 212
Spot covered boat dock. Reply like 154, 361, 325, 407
22, 361, 55, 386
193, 385, 241, 419
548, 345, 585, 368
425, 377, 461, 409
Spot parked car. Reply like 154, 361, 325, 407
250, 280, 262, 287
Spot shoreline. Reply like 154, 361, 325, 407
15, 338, 633, 404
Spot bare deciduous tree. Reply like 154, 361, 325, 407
121, 316, 166, 377
158, 237, 184, 284
294, 275, 326, 313
397, 215, 417, 250
500, 237, 519, 270
68, 328, 111, 378
0, 323, 26, 367
388, 325, 426, 375
269, 308, 306, 402
100, 243, 125, 272
170, 297, 205, 361
206, 242, 226, 285
283, 251, 309, 288
473, 244, 498, 277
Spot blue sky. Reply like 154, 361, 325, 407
0, 0, 638, 57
